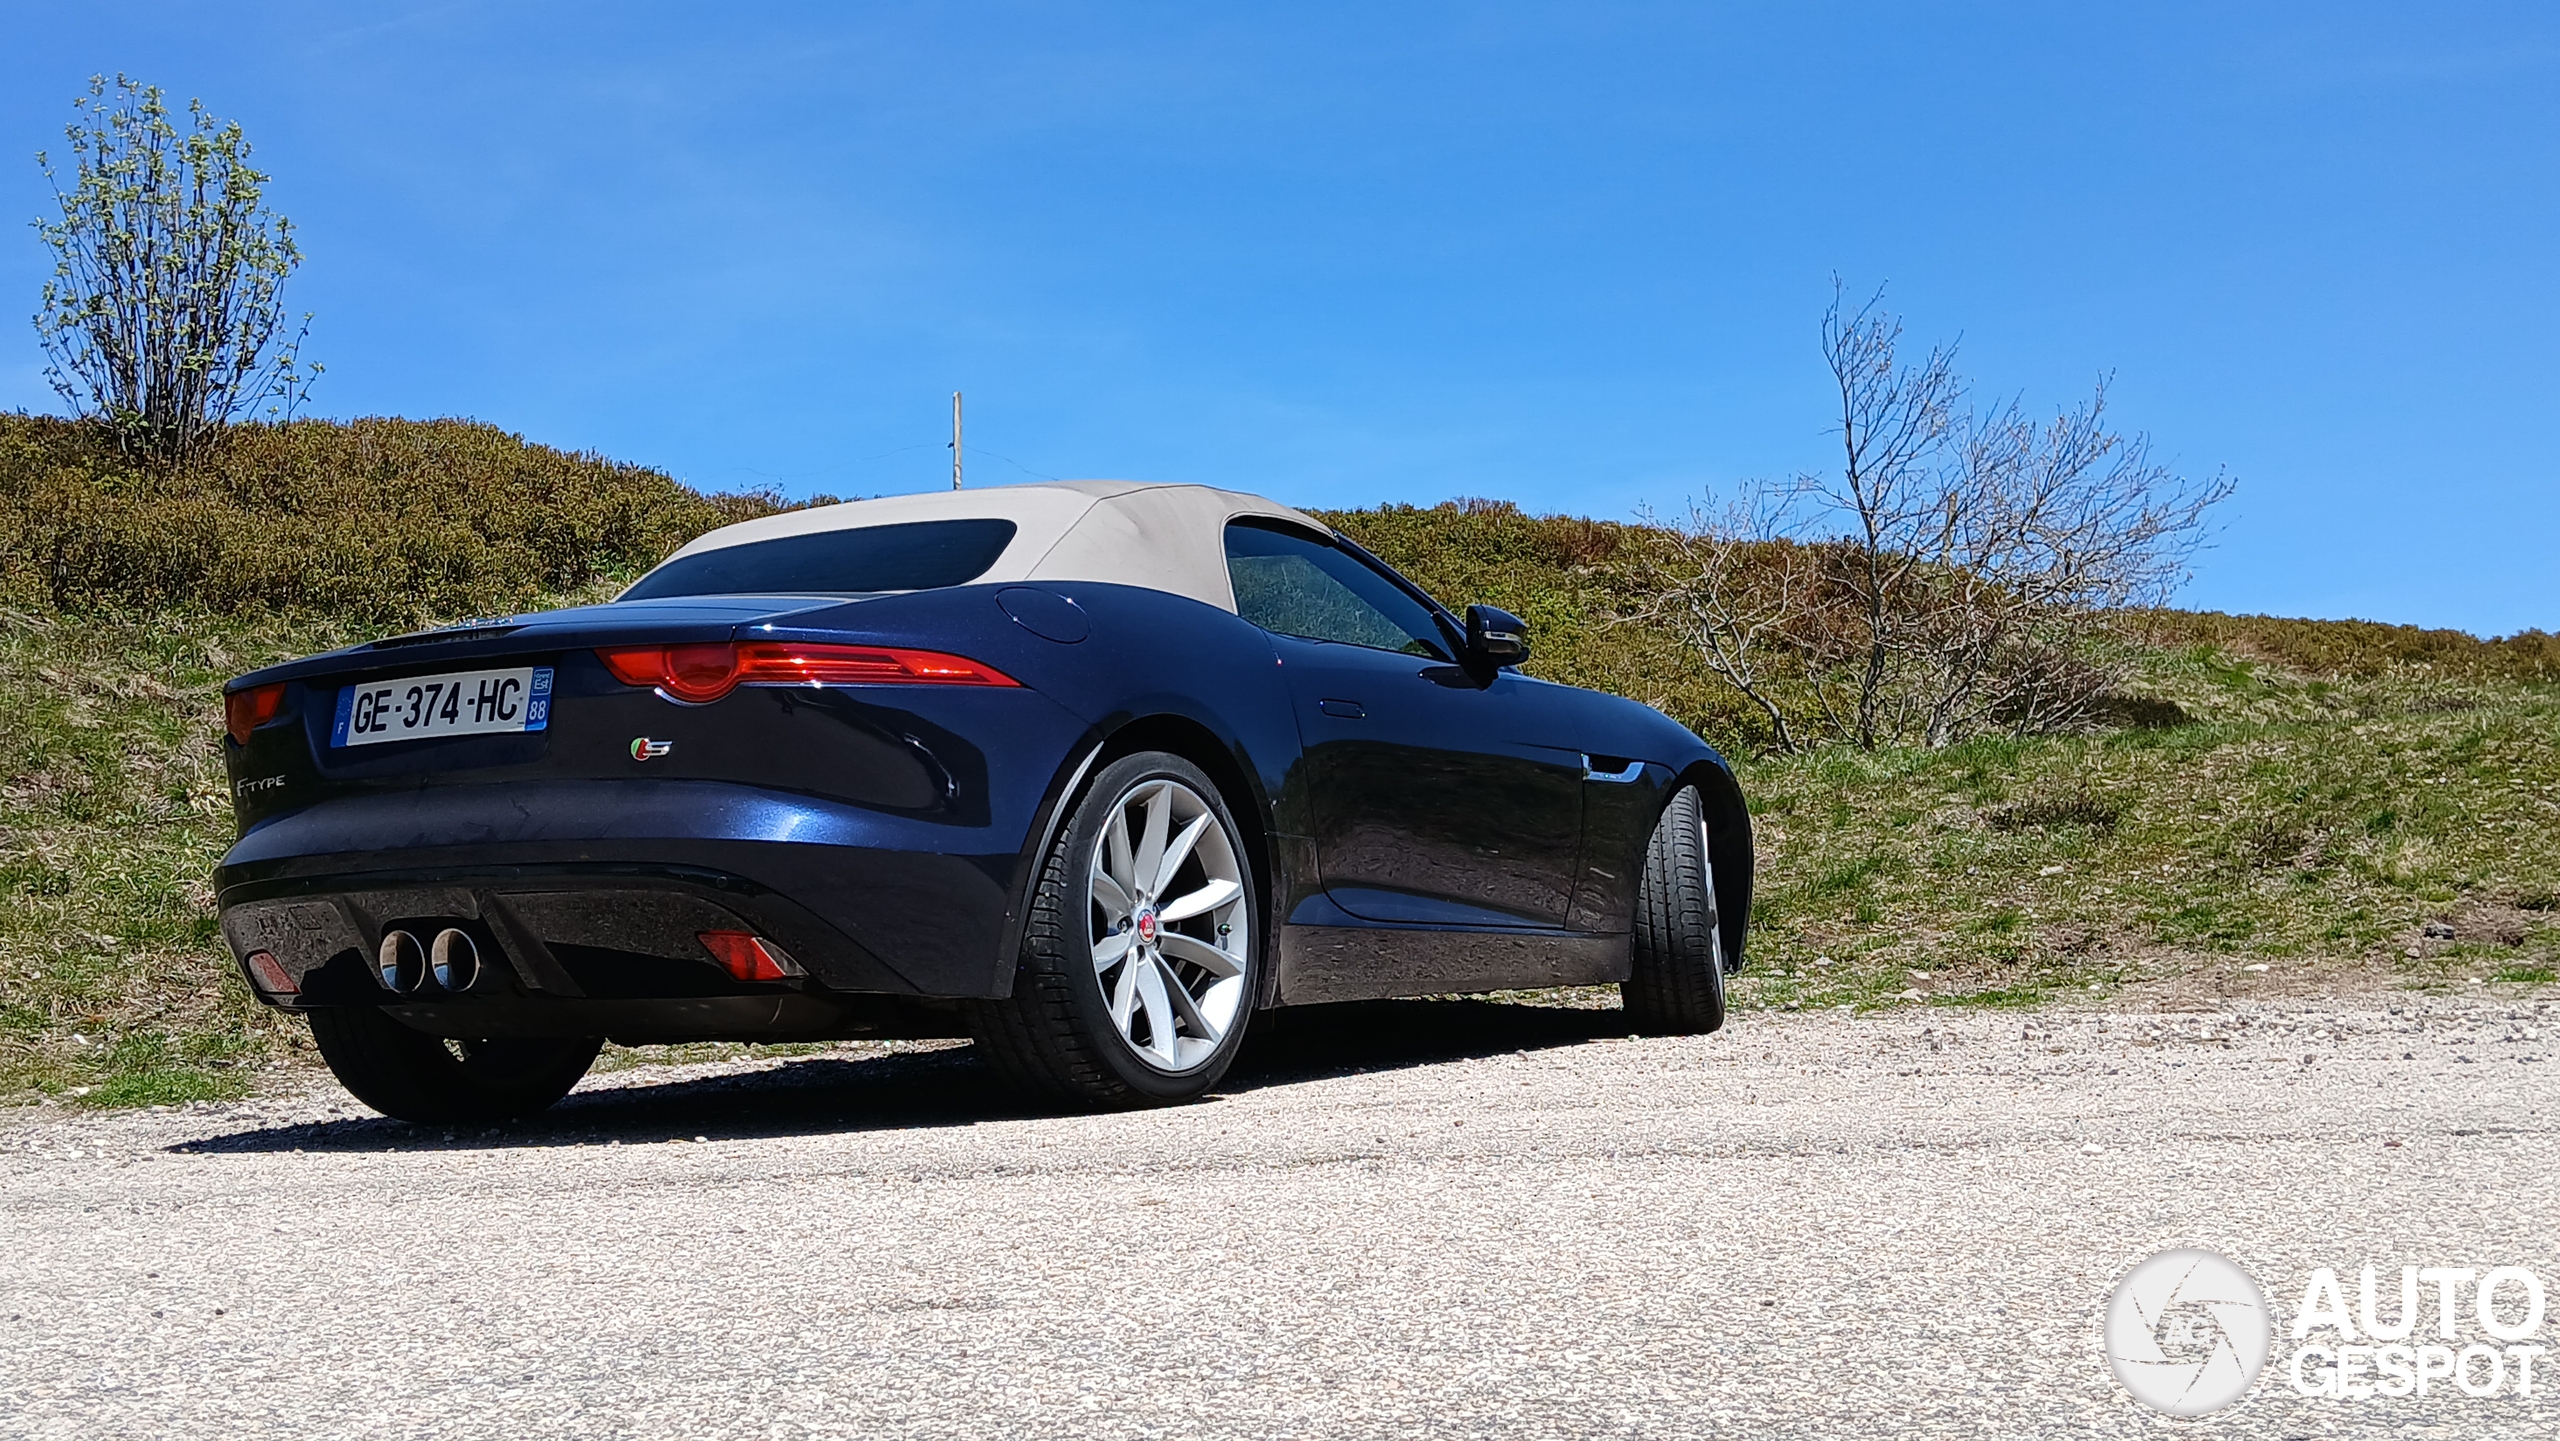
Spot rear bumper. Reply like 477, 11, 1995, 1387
216, 778, 1034, 1017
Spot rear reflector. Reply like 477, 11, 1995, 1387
600, 642, 1020, 703
225, 683, 287, 745
243, 950, 298, 997
697, 931, 802, 982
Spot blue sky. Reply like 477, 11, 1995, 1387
4, 2, 2554, 634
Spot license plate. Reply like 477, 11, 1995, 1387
331, 667, 554, 748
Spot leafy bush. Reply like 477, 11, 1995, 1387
0, 414, 778, 627
34, 76, 317, 463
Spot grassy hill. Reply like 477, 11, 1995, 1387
3, 417, 2553, 1106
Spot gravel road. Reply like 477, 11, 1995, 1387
4, 992, 2556, 1439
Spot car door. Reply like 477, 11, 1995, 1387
1224, 519, 1585, 927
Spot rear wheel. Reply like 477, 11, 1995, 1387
971, 751, 1259, 1108
307, 1007, 602, 1124
1621, 783, 1727, 1035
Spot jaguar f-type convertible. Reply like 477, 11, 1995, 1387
216, 481, 1752, 1121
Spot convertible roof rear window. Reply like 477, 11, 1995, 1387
621, 518, 1018, 600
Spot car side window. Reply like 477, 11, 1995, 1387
1223, 520, 1451, 659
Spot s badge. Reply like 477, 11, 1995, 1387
629, 737, 673, 761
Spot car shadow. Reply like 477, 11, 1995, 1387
1230, 997, 1626, 1090
173, 997, 1626, 1155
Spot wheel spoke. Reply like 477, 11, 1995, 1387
1132, 783, 1171, 899
1153, 812, 1213, 896
1156, 959, 1220, 1043
1133, 955, 1180, 1062
1158, 876, 1241, 923
1091, 867, 1133, 922
1158, 929, 1241, 979
1105, 804, 1136, 895
1092, 929, 1133, 969
1107, 956, 1139, 1029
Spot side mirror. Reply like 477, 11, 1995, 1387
1464, 604, 1530, 668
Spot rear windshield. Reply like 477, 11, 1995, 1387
619, 519, 1018, 600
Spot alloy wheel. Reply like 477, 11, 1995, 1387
1086, 776, 1249, 1072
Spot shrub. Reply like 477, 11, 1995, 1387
33, 76, 316, 463
2133, 610, 2560, 685
0, 414, 779, 626
1639, 289, 2231, 752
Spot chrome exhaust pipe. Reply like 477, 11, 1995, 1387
376, 929, 427, 993
430, 928, 481, 993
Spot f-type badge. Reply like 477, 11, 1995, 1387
629, 737, 674, 762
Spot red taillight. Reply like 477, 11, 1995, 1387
225, 683, 287, 745
599, 642, 742, 702
733, 641, 1023, 688
697, 931, 800, 982
597, 642, 1020, 702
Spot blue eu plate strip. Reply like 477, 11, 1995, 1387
331, 685, 354, 747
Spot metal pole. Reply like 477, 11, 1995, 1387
951, 391, 963, 490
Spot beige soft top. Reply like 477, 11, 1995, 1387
637, 480, 1330, 613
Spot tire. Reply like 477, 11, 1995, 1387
1621, 783, 1727, 1035
970, 751, 1260, 1109
307, 1007, 602, 1124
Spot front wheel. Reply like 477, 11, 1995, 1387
307, 1007, 602, 1124
1621, 783, 1727, 1035
970, 751, 1259, 1108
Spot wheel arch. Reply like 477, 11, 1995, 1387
995, 712, 1281, 1006
1674, 759, 1754, 972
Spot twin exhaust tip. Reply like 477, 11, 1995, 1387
376, 928, 481, 995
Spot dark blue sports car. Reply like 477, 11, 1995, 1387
216, 482, 1752, 1120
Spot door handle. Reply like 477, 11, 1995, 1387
1317, 698, 1366, 719
1582, 754, 1643, 782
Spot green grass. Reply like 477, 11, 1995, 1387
0, 608, 342, 1104
1715, 648, 2560, 1013
1929, 983, 2066, 1011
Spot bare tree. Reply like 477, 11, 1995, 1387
31, 75, 317, 464
1806, 289, 1967, 746
1643, 283, 2231, 751
1917, 380, 2233, 742
1639, 493, 1822, 754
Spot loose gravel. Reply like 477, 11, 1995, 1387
2, 993, 2555, 1439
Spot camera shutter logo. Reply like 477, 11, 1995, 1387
2106, 1248, 2273, 1416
